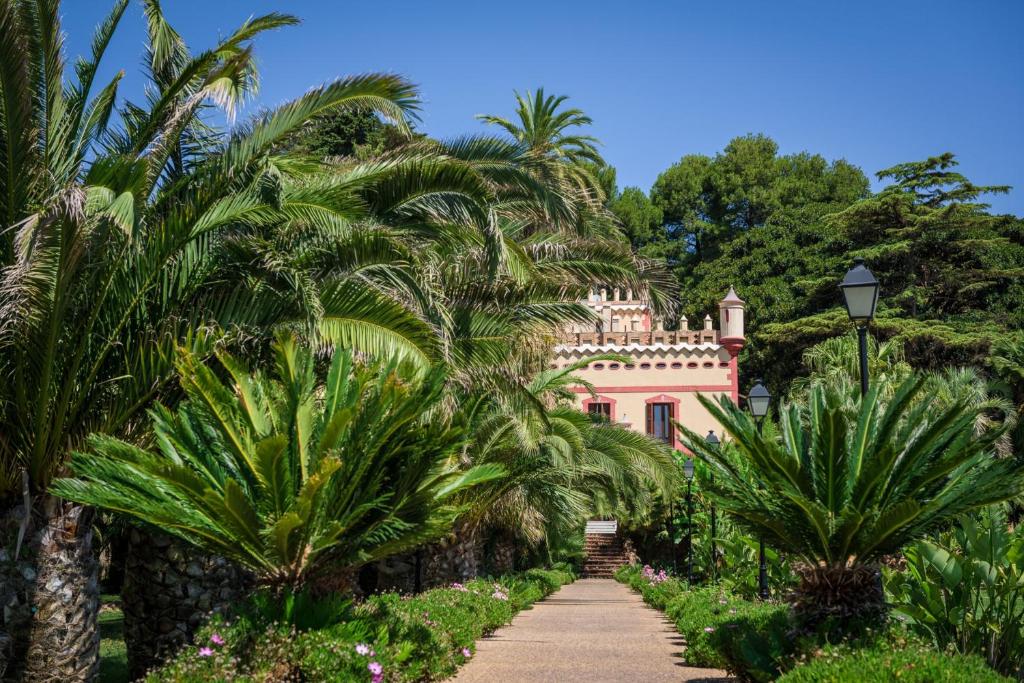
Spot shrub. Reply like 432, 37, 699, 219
887, 506, 1024, 678
147, 568, 573, 682
777, 642, 1011, 683
665, 587, 787, 676
616, 564, 788, 679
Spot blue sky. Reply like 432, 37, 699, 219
63, 0, 1024, 215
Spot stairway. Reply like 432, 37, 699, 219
582, 521, 628, 578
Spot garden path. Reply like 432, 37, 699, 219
451, 578, 733, 682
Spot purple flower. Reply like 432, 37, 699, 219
368, 662, 383, 676
198, 647, 214, 657
462, 647, 472, 657
372, 676, 383, 683
355, 643, 370, 656
210, 633, 225, 646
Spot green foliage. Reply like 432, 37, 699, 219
665, 587, 788, 675
98, 607, 128, 683
279, 109, 410, 160
52, 335, 502, 588
609, 186, 663, 248
887, 506, 1024, 678
615, 565, 788, 679
147, 569, 574, 682
682, 377, 1021, 568
0, 1, 425, 497
776, 642, 1010, 683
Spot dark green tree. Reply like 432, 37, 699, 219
609, 186, 663, 249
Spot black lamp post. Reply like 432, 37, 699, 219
705, 430, 719, 583
840, 257, 880, 397
667, 497, 676, 574
684, 457, 695, 583
748, 379, 771, 601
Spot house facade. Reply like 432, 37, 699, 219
554, 287, 746, 449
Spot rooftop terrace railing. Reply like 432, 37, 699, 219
562, 330, 719, 346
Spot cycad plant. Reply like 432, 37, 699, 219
52, 334, 501, 589
681, 376, 1024, 631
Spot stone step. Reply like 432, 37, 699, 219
585, 520, 618, 535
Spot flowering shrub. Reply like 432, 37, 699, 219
147, 568, 573, 682
641, 564, 670, 584
615, 564, 684, 610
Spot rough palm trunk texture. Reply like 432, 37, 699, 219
122, 528, 250, 679
23, 498, 100, 683
423, 521, 481, 588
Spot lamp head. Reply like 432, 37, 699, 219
748, 379, 771, 419
683, 458, 695, 480
840, 257, 880, 324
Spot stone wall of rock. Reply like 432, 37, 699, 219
122, 528, 251, 679
0, 502, 35, 681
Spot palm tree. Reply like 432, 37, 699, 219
681, 377, 1024, 632
478, 88, 610, 212
444, 356, 678, 572
0, 2, 421, 678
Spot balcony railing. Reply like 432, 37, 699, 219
562, 330, 718, 346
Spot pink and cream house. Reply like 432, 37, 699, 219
556, 287, 746, 449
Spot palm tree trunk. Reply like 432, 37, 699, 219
23, 497, 100, 683
791, 563, 886, 635
423, 520, 482, 588
122, 527, 251, 679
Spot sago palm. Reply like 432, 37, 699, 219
680, 376, 1024, 630
51, 334, 502, 589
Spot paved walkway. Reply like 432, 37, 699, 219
452, 578, 733, 682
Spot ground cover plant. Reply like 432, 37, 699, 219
146, 568, 574, 682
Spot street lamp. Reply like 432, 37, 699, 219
684, 457, 695, 584
840, 257, 880, 397
746, 380, 771, 601
705, 430, 720, 584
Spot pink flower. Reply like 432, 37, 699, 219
355, 643, 370, 656
210, 633, 225, 646
372, 676, 383, 683
451, 582, 468, 592
198, 647, 214, 657
368, 662, 383, 676
703, 627, 715, 633
462, 647, 472, 657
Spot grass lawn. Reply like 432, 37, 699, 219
99, 595, 128, 683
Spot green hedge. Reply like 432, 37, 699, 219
148, 568, 574, 682
615, 564, 786, 677
776, 643, 1011, 683
615, 565, 1009, 683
